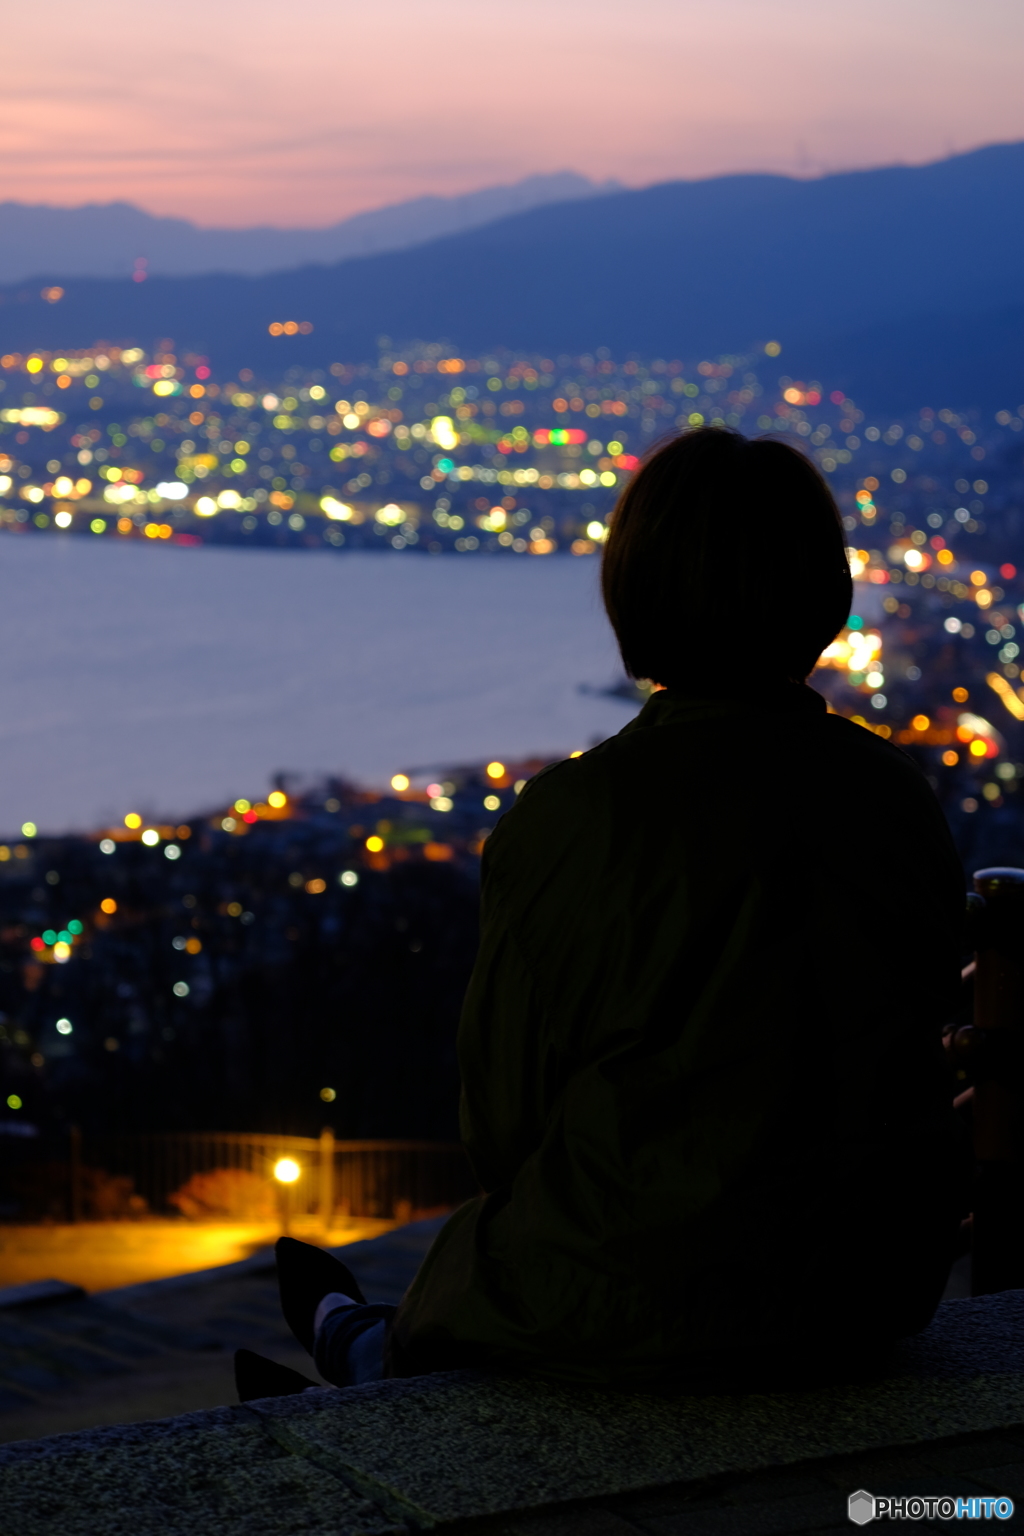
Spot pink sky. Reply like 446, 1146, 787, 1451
3, 0, 1024, 227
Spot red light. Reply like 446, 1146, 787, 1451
1000, 563, 1016, 580
195, 365, 211, 380
830, 390, 845, 405
930, 536, 945, 549
243, 810, 258, 823
30, 936, 45, 951
805, 391, 821, 406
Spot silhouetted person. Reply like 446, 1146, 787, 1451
266, 428, 965, 1396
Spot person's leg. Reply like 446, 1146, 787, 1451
312, 1293, 395, 1386
275, 1237, 395, 1387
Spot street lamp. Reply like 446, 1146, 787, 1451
273, 1157, 301, 1235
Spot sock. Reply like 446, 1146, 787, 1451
314, 1290, 357, 1335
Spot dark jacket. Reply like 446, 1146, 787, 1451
388, 684, 965, 1387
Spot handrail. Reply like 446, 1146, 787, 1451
87, 1132, 463, 1154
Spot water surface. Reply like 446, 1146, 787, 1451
0, 539, 634, 833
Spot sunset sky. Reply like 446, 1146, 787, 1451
3, 0, 1023, 228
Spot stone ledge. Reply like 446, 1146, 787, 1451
3, 1290, 1024, 1535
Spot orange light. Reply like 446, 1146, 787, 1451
970, 570, 987, 586
100, 897, 117, 914
953, 687, 969, 703
423, 842, 453, 861
305, 878, 326, 894
912, 715, 930, 732
942, 750, 959, 767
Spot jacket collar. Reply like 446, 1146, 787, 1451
625, 680, 827, 732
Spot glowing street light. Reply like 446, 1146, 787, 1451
273, 1156, 301, 1236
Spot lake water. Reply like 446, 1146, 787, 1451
0, 539, 637, 834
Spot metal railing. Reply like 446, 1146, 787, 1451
62, 1129, 475, 1224
948, 866, 1024, 1295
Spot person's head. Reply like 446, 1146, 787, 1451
601, 427, 851, 688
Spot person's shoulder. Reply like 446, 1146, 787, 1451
817, 711, 953, 822
482, 746, 611, 869
820, 711, 923, 774
501, 746, 609, 825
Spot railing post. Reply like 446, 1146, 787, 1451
69, 1124, 82, 1223
968, 867, 1024, 1294
318, 1126, 335, 1233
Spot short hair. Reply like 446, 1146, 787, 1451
601, 427, 852, 686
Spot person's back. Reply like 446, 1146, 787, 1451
261, 427, 966, 1399
387, 430, 964, 1386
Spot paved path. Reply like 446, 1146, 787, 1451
0, 1215, 392, 1293
0, 1217, 444, 1443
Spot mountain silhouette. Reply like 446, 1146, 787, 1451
2, 143, 1022, 411
0, 173, 617, 283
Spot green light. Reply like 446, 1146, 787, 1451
42, 929, 57, 945
67, 919, 83, 935
848, 615, 864, 630
57, 931, 71, 944
6, 1094, 22, 1110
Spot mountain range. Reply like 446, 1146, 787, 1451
1, 143, 1023, 412
0, 173, 617, 283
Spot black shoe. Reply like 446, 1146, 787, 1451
234, 1347, 319, 1402
275, 1236, 367, 1355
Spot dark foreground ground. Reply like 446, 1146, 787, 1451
3, 1219, 1021, 1534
